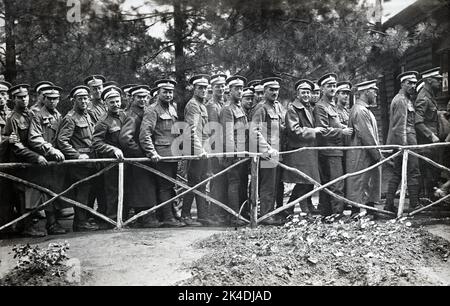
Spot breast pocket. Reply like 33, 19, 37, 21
75, 122, 91, 139
159, 113, 173, 131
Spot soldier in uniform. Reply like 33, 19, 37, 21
219, 75, 248, 226
181, 74, 211, 226
346, 80, 382, 216
384, 71, 421, 213
251, 77, 285, 225
57, 85, 99, 231
119, 85, 160, 227
149, 87, 158, 105
121, 84, 138, 110
205, 73, 227, 225
28, 86, 67, 234
415, 67, 443, 198
311, 81, 321, 107
139, 79, 185, 227
242, 87, 256, 120
314, 73, 353, 216
283, 79, 325, 215
4, 84, 48, 236
335, 81, 352, 126
92, 85, 126, 227
30, 81, 54, 112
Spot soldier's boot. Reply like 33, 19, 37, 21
138, 209, 162, 228
408, 185, 420, 211
73, 207, 99, 232
160, 203, 185, 228
384, 181, 398, 214
46, 210, 66, 235
22, 214, 46, 237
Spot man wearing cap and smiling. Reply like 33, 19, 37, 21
415, 67, 444, 199
283, 79, 326, 217
5, 84, 49, 237
385, 71, 421, 213
28, 85, 68, 234
314, 73, 353, 216
30, 81, 54, 112
139, 79, 185, 227
346, 80, 382, 217
119, 85, 160, 228
251, 77, 286, 225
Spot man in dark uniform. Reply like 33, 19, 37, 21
283, 79, 325, 215
385, 71, 421, 213
314, 73, 353, 216
28, 86, 67, 235
119, 85, 160, 227
139, 79, 185, 227
242, 87, 256, 120
311, 81, 321, 107
92, 85, 126, 227
30, 81, 54, 112
4, 84, 48, 236
57, 85, 99, 232
335, 81, 352, 126
415, 67, 443, 198
251, 77, 285, 225
181, 74, 211, 227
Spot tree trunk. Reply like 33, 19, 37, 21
4, 0, 17, 83
173, 0, 188, 120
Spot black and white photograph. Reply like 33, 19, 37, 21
0, 0, 449, 288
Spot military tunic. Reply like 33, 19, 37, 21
88, 99, 108, 124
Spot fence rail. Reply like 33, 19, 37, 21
1, 142, 449, 232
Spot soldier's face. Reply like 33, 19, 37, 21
134, 94, 149, 108
0, 91, 8, 106
242, 96, 254, 110
264, 87, 279, 102
255, 91, 264, 103
194, 85, 207, 100
14, 94, 29, 109
312, 90, 320, 103
367, 89, 378, 106
429, 77, 442, 91
230, 85, 243, 101
336, 91, 350, 106
213, 84, 225, 97
297, 89, 311, 103
44, 96, 59, 111
91, 85, 103, 99
159, 88, 173, 104
74, 95, 89, 111
107, 96, 121, 114
402, 80, 416, 95
37, 92, 45, 103
322, 83, 336, 99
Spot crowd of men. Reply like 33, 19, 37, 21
0, 67, 448, 237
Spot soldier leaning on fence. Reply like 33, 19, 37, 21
92, 85, 126, 228
414, 67, 444, 199
345, 80, 382, 216
282, 79, 325, 216
4, 84, 49, 237
384, 71, 421, 213
314, 73, 353, 216
251, 77, 286, 226
219, 75, 249, 227
30, 81, 54, 113
139, 79, 185, 228
118, 85, 159, 228
205, 73, 228, 226
181, 74, 213, 227
56, 85, 99, 232
28, 85, 68, 235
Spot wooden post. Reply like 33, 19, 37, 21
397, 149, 409, 218
250, 156, 259, 228
116, 162, 124, 229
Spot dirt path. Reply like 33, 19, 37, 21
0, 227, 224, 286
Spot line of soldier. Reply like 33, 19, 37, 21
0, 66, 446, 237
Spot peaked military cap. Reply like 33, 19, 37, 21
226, 75, 247, 87
42, 86, 63, 98
189, 74, 210, 86
129, 85, 151, 96
247, 80, 261, 88
122, 84, 138, 94
260, 77, 282, 89
101, 85, 122, 100
34, 81, 54, 93
9, 84, 30, 97
242, 87, 255, 97
318, 73, 337, 87
70, 85, 90, 98
336, 81, 352, 93
155, 78, 177, 90
84, 75, 106, 87
150, 87, 159, 97
397, 71, 418, 83
0, 80, 12, 92
295, 79, 314, 91
416, 79, 424, 93
355, 80, 379, 91
421, 67, 443, 79
313, 81, 320, 91
210, 73, 227, 86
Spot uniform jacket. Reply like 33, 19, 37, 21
92, 110, 126, 158
415, 86, 438, 143
4, 109, 42, 163
282, 99, 320, 183
28, 106, 62, 157
118, 105, 145, 157
386, 92, 417, 146
336, 105, 349, 126
88, 99, 108, 124
314, 97, 346, 156
219, 101, 248, 153
57, 109, 95, 159
206, 97, 225, 123
251, 99, 285, 153
184, 97, 210, 154
139, 102, 179, 158
0, 105, 11, 135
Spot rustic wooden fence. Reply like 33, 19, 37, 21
0, 142, 449, 232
